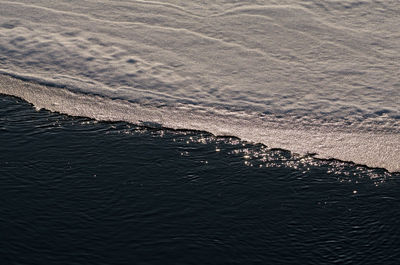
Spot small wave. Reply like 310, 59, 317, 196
1, 74, 398, 173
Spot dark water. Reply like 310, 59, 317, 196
1, 95, 399, 265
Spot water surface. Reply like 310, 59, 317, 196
1, 95, 399, 265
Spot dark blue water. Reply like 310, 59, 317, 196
1, 95, 399, 265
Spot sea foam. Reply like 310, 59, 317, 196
0, 0, 399, 171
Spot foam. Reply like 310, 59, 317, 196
1, 74, 399, 172
0, 0, 399, 171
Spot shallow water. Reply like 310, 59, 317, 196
1, 95, 399, 265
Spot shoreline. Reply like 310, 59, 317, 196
0, 89, 398, 175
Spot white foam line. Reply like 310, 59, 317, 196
1, 74, 399, 173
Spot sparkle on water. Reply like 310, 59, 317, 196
102, 121, 393, 189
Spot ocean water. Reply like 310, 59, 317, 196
0, 0, 400, 263
1, 95, 399, 265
